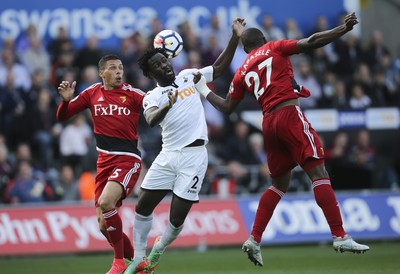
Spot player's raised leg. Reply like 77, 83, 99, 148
306, 163, 370, 254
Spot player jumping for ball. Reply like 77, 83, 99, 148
194, 12, 369, 267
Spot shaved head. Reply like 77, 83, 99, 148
241, 28, 266, 53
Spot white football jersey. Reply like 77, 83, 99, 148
143, 66, 214, 151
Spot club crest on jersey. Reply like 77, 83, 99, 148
120, 96, 126, 103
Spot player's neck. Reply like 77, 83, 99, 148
103, 83, 119, 90
157, 79, 176, 87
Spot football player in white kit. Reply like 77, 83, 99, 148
124, 18, 246, 274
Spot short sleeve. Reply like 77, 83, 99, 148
142, 89, 160, 112
198, 66, 214, 82
178, 66, 214, 82
228, 71, 246, 101
273, 40, 298, 56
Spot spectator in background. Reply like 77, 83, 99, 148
47, 26, 73, 64
364, 30, 390, 67
378, 53, 399, 105
58, 164, 81, 201
261, 14, 285, 41
202, 35, 223, 66
285, 18, 303, 40
203, 14, 230, 51
51, 48, 77, 87
348, 129, 376, 188
59, 113, 92, 174
0, 142, 14, 203
248, 132, 270, 193
220, 120, 259, 165
320, 70, 337, 107
349, 84, 371, 109
4, 160, 52, 203
15, 24, 37, 54
77, 168, 96, 202
294, 57, 322, 108
19, 34, 51, 81
76, 65, 101, 92
74, 36, 103, 76
325, 131, 351, 189
0, 48, 32, 91
26, 87, 60, 169
393, 45, 400, 90
331, 79, 349, 109
372, 67, 394, 106
27, 68, 53, 104
309, 15, 338, 64
0, 69, 27, 148
353, 63, 374, 98
118, 37, 137, 84
334, 33, 363, 82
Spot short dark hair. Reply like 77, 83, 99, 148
138, 48, 169, 79
241, 28, 266, 50
98, 54, 120, 70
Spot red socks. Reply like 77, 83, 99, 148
312, 178, 346, 237
251, 185, 286, 243
123, 233, 134, 260
103, 208, 124, 259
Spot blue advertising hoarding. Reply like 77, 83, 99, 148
238, 191, 400, 244
0, 0, 346, 49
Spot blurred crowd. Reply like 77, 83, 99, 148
0, 13, 399, 204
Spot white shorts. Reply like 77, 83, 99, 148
141, 146, 208, 201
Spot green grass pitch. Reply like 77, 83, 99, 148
1, 241, 399, 274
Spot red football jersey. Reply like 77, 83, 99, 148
57, 82, 145, 157
229, 40, 310, 114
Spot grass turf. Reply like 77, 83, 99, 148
1, 241, 399, 274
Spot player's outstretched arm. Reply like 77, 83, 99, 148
144, 90, 178, 127
296, 12, 358, 53
194, 75, 239, 114
212, 18, 246, 79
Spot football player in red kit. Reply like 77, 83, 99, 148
194, 12, 369, 267
57, 55, 145, 274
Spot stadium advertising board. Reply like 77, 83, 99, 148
0, 192, 399, 256
242, 108, 400, 132
0, 0, 345, 49
0, 199, 247, 255
238, 192, 400, 244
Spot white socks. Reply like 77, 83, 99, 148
133, 213, 153, 260
156, 221, 184, 252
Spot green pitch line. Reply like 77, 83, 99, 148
0, 241, 399, 274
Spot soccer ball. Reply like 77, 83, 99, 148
153, 29, 184, 58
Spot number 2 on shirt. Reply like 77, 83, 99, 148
244, 57, 273, 100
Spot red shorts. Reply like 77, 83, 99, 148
94, 152, 142, 207
262, 105, 324, 178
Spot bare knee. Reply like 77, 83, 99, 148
98, 196, 115, 212
306, 163, 329, 181
169, 216, 185, 228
